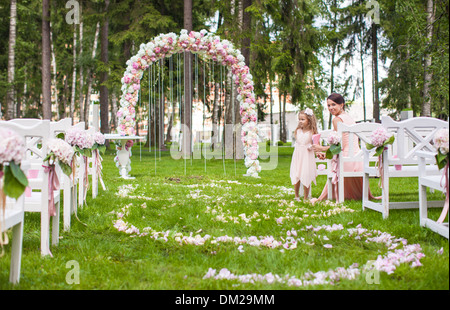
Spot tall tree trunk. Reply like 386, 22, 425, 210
100, 0, 110, 138
359, 30, 367, 122
70, 25, 77, 122
50, 22, 59, 120
422, 0, 434, 117
225, 68, 233, 159
84, 22, 100, 129
282, 91, 287, 142
278, 91, 282, 142
241, 0, 252, 66
63, 75, 68, 118
234, 80, 243, 159
6, 0, 17, 120
371, 23, 380, 123
111, 92, 118, 131
183, 0, 193, 156
79, 7, 85, 123
42, 0, 52, 120
212, 82, 220, 150
328, 44, 336, 128
328, 0, 338, 129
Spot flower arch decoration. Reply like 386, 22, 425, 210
116, 29, 261, 177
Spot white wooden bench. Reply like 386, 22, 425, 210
9, 118, 78, 232
417, 151, 449, 239
363, 116, 448, 218
336, 122, 383, 203
1, 161, 29, 284
0, 120, 61, 256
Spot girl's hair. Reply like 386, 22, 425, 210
294, 109, 318, 139
327, 93, 345, 110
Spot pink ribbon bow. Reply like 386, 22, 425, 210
331, 154, 339, 201
83, 156, 89, 202
43, 164, 60, 217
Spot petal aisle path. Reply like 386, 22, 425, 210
111, 180, 435, 289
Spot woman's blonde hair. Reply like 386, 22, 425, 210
294, 109, 318, 139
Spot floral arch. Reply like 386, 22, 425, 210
116, 29, 261, 177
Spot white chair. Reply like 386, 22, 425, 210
337, 122, 383, 203
0, 120, 60, 256
1, 161, 29, 284
418, 151, 449, 239
363, 116, 448, 218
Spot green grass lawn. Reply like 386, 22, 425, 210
1, 144, 448, 291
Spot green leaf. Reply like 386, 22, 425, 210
385, 135, 395, 145
59, 162, 73, 176
10, 162, 28, 187
365, 143, 375, 150
3, 165, 27, 199
435, 154, 448, 170
81, 148, 92, 158
329, 144, 341, 155
374, 146, 385, 157
436, 152, 447, 164
97, 145, 106, 155
56, 133, 65, 140
325, 144, 341, 159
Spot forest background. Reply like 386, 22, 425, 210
0, 0, 448, 144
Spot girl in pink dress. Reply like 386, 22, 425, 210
290, 108, 319, 201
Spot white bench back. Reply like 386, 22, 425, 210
0, 120, 50, 164
50, 118, 72, 137
381, 116, 449, 165
337, 121, 383, 164
0, 121, 51, 194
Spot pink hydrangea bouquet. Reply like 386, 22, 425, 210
433, 128, 449, 170
65, 128, 95, 157
92, 132, 106, 155
0, 127, 28, 199
366, 127, 395, 157
325, 131, 342, 159
44, 138, 75, 176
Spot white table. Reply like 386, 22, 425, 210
104, 134, 145, 179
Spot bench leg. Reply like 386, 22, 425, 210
9, 220, 24, 284
419, 182, 428, 226
52, 200, 60, 246
362, 172, 369, 211
64, 184, 71, 231
40, 207, 51, 257
382, 177, 390, 219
